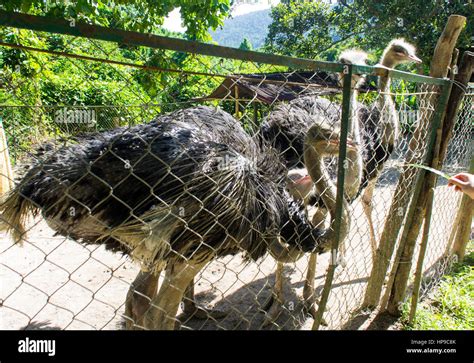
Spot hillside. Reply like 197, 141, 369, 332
210, 9, 272, 49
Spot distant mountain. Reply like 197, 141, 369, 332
210, 9, 272, 49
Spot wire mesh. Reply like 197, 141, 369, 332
0, 26, 462, 331
416, 84, 473, 299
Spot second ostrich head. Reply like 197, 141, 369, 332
306, 122, 357, 155
288, 123, 356, 197
286, 168, 312, 201
338, 49, 369, 88
379, 38, 422, 68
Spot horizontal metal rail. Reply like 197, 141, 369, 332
0, 11, 343, 72
0, 11, 450, 86
352, 65, 449, 86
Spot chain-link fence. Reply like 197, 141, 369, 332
0, 14, 469, 330
416, 83, 473, 299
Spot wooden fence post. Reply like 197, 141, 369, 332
362, 15, 466, 310
385, 16, 468, 315
444, 52, 474, 260
451, 157, 474, 261
0, 117, 14, 195
408, 188, 435, 324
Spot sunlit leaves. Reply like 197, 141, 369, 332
0, 0, 232, 40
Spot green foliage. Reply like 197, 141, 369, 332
402, 243, 474, 330
336, 0, 473, 66
264, 0, 474, 68
239, 37, 253, 51
264, 1, 335, 59
0, 12, 282, 159
0, 0, 232, 41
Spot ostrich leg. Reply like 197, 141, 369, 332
361, 179, 377, 260
124, 269, 160, 329
302, 253, 318, 317
263, 237, 306, 327
303, 208, 328, 320
262, 262, 285, 327
182, 280, 227, 319
143, 259, 208, 330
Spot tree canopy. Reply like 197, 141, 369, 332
265, 0, 473, 66
0, 0, 232, 40
239, 37, 253, 50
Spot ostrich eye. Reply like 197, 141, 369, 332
392, 45, 406, 53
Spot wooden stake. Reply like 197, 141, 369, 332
429, 16, 467, 78
408, 188, 435, 324
363, 15, 466, 310
0, 117, 14, 195
444, 53, 474, 257
385, 16, 468, 315
451, 157, 474, 261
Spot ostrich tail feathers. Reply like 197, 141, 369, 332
0, 191, 33, 244
98, 207, 181, 270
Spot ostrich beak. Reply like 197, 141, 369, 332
346, 139, 357, 151
408, 54, 422, 63
329, 139, 357, 151
295, 175, 311, 185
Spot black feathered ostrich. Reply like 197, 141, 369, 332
0, 105, 355, 329
260, 40, 421, 322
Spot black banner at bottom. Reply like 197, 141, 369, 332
0, 330, 472, 362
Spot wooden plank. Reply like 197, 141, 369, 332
0, 118, 14, 195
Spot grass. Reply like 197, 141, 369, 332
402, 242, 473, 330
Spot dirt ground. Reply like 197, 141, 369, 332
0, 165, 460, 330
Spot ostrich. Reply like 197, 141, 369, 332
359, 39, 421, 254
0, 105, 354, 330
260, 50, 368, 323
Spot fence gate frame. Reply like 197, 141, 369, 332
0, 10, 465, 330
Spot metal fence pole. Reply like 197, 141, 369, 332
312, 65, 352, 330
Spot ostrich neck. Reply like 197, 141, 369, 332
345, 88, 363, 200
305, 149, 336, 209
344, 147, 363, 200
380, 54, 395, 93
378, 55, 399, 143
349, 90, 361, 142
304, 146, 350, 244
379, 76, 391, 94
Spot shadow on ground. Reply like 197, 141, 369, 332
178, 265, 311, 330
22, 321, 62, 330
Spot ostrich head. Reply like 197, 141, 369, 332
288, 123, 357, 202
305, 122, 357, 156
286, 168, 312, 201
380, 38, 422, 68
338, 49, 369, 88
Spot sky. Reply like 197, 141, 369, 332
162, 1, 280, 33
